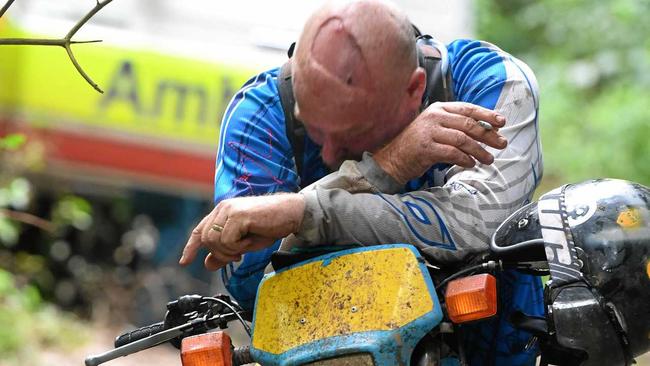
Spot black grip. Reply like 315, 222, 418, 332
114, 322, 165, 348
232, 346, 254, 366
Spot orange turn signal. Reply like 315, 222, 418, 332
445, 273, 497, 324
181, 332, 232, 366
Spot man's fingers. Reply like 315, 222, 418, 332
179, 214, 211, 266
434, 144, 475, 168
201, 207, 221, 245
438, 113, 507, 150
203, 204, 231, 253
440, 102, 506, 129
220, 216, 247, 249
179, 232, 201, 266
204, 253, 224, 271
206, 247, 240, 267
440, 101, 506, 127
237, 235, 277, 252
204, 235, 274, 272
204, 252, 240, 271
217, 239, 243, 256
433, 128, 494, 165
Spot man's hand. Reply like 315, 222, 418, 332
374, 102, 508, 184
179, 193, 305, 270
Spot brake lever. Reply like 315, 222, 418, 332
84, 315, 217, 366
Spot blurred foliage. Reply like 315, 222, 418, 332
0, 134, 26, 151
0, 269, 89, 365
0, 133, 98, 360
0, 134, 30, 246
476, 0, 650, 188
0, 132, 201, 333
0, 134, 94, 245
52, 195, 94, 231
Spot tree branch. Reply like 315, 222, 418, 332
0, 0, 15, 19
0, 38, 101, 45
0, 0, 114, 93
0, 208, 56, 233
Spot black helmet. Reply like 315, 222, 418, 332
491, 179, 650, 366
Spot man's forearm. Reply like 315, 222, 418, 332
278, 153, 404, 251
296, 159, 513, 264
292, 68, 541, 264
300, 152, 403, 194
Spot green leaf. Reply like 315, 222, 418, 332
0, 218, 19, 246
0, 269, 15, 297
0, 134, 26, 151
51, 195, 93, 230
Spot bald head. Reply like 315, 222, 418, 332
292, 0, 424, 167
306, 1, 416, 86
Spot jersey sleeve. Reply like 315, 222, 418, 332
292, 40, 543, 264
213, 70, 300, 203
215, 70, 301, 310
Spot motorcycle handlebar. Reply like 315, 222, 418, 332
113, 324, 254, 366
114, 321, 166, 348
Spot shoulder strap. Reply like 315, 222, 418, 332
420, 55, 453, 107
277, 61, 306, 181
416, 36, 454, 107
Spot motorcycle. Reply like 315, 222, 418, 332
85, 244, 517, 366
85, 179, 650, 366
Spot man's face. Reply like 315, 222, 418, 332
290, 8, 417, 168
292, 66, 413, 169
295, 102, 386, 168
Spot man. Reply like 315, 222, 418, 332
181, 1, 543, 364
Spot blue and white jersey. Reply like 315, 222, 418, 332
214, 39, 543, 366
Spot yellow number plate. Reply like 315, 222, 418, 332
252, 246, 434, 355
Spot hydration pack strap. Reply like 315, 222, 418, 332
420, 54, 451, 107
416, 35, 454, 107
277, 61, 306, 181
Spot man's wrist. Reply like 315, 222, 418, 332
296, 190, 325, 243
373, 146, 408, 185
282, 193, 307, 234
357, 152, 404, 194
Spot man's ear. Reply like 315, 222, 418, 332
406, 67, 426, 110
